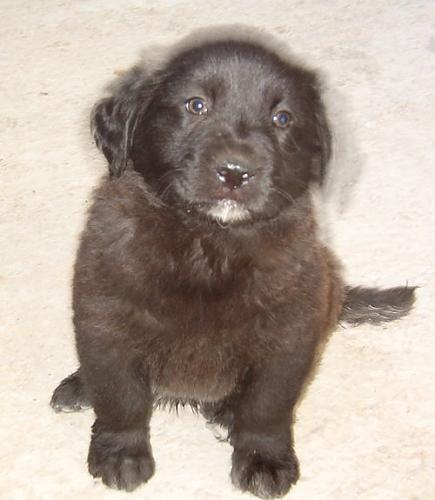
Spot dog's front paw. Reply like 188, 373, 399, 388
231, 447, 299, 499
88, 424, 155, 491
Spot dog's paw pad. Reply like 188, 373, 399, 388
231, 449, 299, 498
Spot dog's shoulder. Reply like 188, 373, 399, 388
92, 170, 156, 214
76, 171, 163, 266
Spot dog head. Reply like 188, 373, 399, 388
92, 38, 331, 224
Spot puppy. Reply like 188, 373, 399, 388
51, 35, 415, 498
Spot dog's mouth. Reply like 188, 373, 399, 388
185, 199, 251, 225
206, 199, 251, 224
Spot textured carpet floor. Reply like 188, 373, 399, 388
1, 1, 434, 499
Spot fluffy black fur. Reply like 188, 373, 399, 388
51, 35, 415, 498
341, 285, 416, 326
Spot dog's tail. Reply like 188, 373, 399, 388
340, 285, 417, 326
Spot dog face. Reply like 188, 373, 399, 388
92, 40, 331, 224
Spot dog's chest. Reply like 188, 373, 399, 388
141, 286, 249, 398
141, 269, 296, 403
134, 230, 301, 402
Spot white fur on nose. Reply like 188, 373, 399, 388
207, 199, 250, 223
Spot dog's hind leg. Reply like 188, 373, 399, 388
50, 368, 92, 412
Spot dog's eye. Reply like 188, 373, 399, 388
185, 97, 208, 115
272, 110, 293, 128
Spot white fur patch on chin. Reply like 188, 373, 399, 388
207, 199, 250, 223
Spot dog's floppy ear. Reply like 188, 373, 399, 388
91, 66, 151, 177
300, 72, 332, 184
315, 102, 332, 183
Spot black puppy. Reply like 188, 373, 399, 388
51, 36, 415, 498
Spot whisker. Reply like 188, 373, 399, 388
157, 167, 185, 183
288, 132, 302, 152
271, 187, 297, 205
158, 180, 179, 202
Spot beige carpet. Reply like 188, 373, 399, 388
1, 1, 434, 499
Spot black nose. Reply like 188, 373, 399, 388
216, 162, 251, 190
